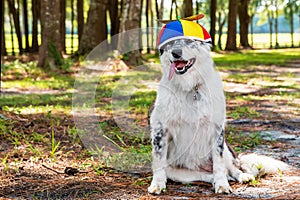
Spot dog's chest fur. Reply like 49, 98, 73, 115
153, 82, 216, 170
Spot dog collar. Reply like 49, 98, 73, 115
193, 84, 202, 101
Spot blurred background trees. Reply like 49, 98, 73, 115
1, 0, 300, 68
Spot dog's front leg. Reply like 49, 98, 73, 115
148, 122, 168, 194
212, 129, 233, 193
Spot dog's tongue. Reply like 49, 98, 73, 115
168, 61, 186, 80
168, 62, 176, 80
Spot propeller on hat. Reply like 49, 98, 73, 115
157, 14, 205, 24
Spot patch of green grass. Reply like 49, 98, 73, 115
50, 130, 61, 157
1, 60, 43, 78
248, 178, 261, 187
214, 48, 300, 69
31, 132, 48, 143
94, 120, 152, 172
228, 106, 261, 119
129, 91, 156, 114
2, 76, 74, 90
26, 141, 42, 156
0, 118, 28, 148
224, 73, 262, 84
226, 131, 268, 153
234, 91, 300, 102
103, 144, 152, 172
132, 178, 149, 186
67, 126, 80, 144
142, 53, 160, 63
0, 93, 73, 108
0, 118, 13, 137
3, 104, 71, 115
2, 58, 75, 91
1, 155, 9, 172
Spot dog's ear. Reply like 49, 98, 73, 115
157, 14, 205, 24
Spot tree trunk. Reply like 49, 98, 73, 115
210, 0, 217, 49
118, 0, 142, 66
155, 0, 163, 53
250, 15, 254, 47
196, 0, 199, 17
108, 0, 120, 49
183, 0, 193, 18
289, 4, 294, 47
146, 0, 150, 53
9, 5, 15, 55
149, 0, 154, 49
77, 0, 84, 45
78, 0, 107, 55
274, 0, 279, 48
37, 0, 63, 69
170, 0, 178, 20
155, 0, 159, 19
225, 0, 238, 50
7, 0, 23, 54
1, 0, 7, 56
217, 11, 226, 50
60, 0, 66, 53
22, 0, 30, 52
159, 0, 164, 20
31, 0, 40, 52
238, 0, 250, 48
266, 7, 273, 48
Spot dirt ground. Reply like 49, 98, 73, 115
0, 58, 300, 199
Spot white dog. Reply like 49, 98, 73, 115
148, 17, 290, 194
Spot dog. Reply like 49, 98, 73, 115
148, 15, 290, 194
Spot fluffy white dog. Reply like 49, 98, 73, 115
148, 16, 290, 194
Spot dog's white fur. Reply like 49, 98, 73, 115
148, 40, 290, 194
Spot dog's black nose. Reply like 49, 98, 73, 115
171, 49, 182, 59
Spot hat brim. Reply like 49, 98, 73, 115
158, 36, 212, 49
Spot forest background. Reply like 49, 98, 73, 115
1, 0, 300, 67
1, 0, 300, 199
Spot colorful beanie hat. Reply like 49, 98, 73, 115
157, 15, 211, 48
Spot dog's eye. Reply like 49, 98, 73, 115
159, 48, 164, 55
186, 39, 195, 45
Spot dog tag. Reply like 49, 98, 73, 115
193, 91, 201, 101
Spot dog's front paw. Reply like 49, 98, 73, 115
238, 173, 255, 183
148, 181, 166, 194
214, 180, 233, 194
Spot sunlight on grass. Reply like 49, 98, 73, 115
0, 93, 72, 107
1, 60, 43, 78
3, 104, 71, 115
236, 92, 299, 102
2, 77, 74, 90
213, 48, 300, 69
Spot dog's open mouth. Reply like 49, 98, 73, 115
168, 58, 196, 80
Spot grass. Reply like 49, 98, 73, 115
226, 131, 268, 153
228, 106, 262, 119
214, 49, 300, 71
50, 130, 61, 157
0, 48, 299, 188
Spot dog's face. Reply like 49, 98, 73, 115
158, 38, 212, 83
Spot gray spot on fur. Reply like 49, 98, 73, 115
153, 123, 166, 157
217, 129, 225, 157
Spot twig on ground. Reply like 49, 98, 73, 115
42, 164, 93, 176
41, 164, 65, 174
